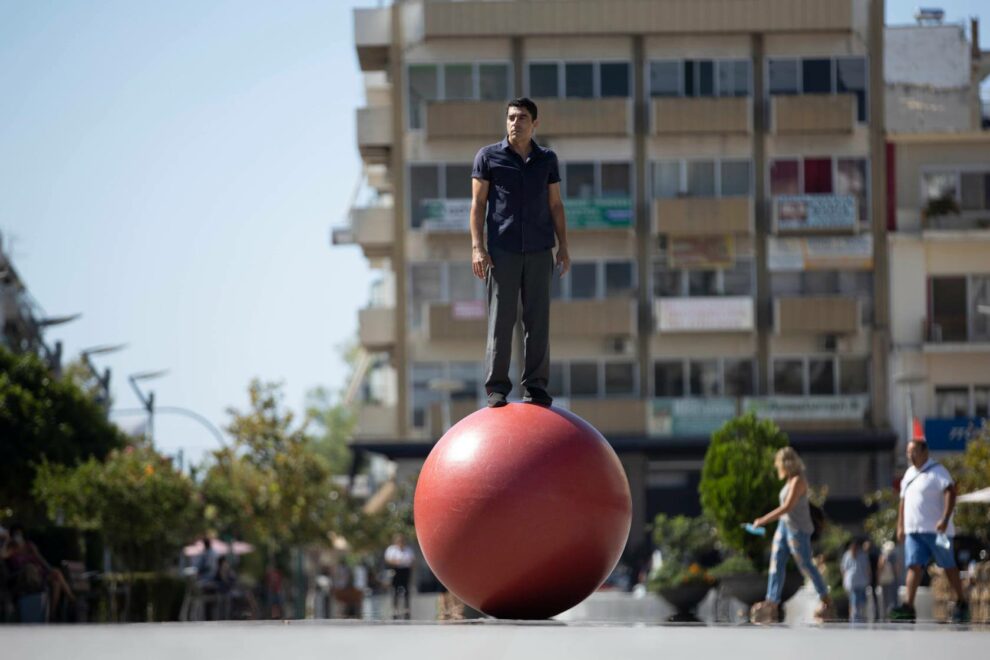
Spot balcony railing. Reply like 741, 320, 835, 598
354, 7, 390, 72
922, 211, 990, 232
569, 399, 648, 436
338, 205, 394, 259
357, 107, 392, 165
655, 296, 755, 333
775, 296, 860, 334
653, 197, 752, 236
652, 97, 751, 135
358, 307, 396, 350
426, 101, 505, 139
530, 98, 630, 137
353, 403, 398, 439
771, 94, 857, 135
425, 302, 487, 342
422, 0, 854, 37
550, 299, 636, 337
923, 315, 990, 345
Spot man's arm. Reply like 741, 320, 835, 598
938, 483, 957, 534
897, 496, 905, 544
471, 177, 492, 280
548, 182, 570, 276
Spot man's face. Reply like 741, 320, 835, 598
506, 107, 535, 142
907, 441, 928, 467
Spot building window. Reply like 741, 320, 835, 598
605, 261, 635, 297
770, 157, 869, 223
411, 363, 443, 429
724, 359, 756, 396
448, 263, 477, 303
409, 163, 474, 229
570, 263, 598, 300
976, 386, 990, 418
565, 163, 596, 199
548, 363, 565, 398
773, 359, 805, 395
408, 62, 511, 128
650, 59, 750, 97
605, 362, 636, 396
409, 263, 442, 329
935, 386, 970, 418
689, 360, 720, 396
409, 165, 440, 229
839, 357, 870, 395
601, 163, 632, 198
929, 276, 968, 342
561, 161, 633, 201
600, 62, 631, 97
529, 61, 632, 98
769, 56, 868, 122
653, 159, 754, 199
808, 358, 836, 395
565, 62, 594, 98
653, 257, 754, 298
654, 360, 685, 397
570, 362, 599, 397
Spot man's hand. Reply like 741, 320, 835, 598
472, 246, 493, 280
936, 518, 948, 534
555, 244, 570, 276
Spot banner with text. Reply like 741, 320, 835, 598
669, 237, 735, 270
563, 197, 634, 229
743, 395, 869, 421
924, 417, 988, 452
649, 398, 738, 438
767, 235, 873, 271
773, 194, 857, 233
656, 297, 754, 332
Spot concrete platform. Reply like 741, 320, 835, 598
3, 620, 987, 660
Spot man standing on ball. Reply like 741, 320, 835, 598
470, 97, 570, 408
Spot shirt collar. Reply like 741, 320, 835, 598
500, 137, 545, 156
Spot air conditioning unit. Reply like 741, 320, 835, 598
606, 336, 634, 356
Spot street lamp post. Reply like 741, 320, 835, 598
81, 343, 127, 411
128, 369, 168, 443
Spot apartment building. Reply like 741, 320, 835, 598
334, 0, 892, 551
886, 17, 990, 460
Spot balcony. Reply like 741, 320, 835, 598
652, 97, 751, 135
339, 205, 393, 259
353, 403, 398, 440
357, 106, 392, 165
655, 296, 754, 333
354, 7, 390, 72
425, 301, 487, 342
550, 299, 636, 337
569, 399, 647, 436
358, 307, 396, 350
771, 94, 857, 135
653, 197, 752, 237
922, 316, 990, 351
774, 296, 859, 334
922, 211, 990, 234
422, 0, 853, 37
531, 98, 630, 137
426, 101, 505, 140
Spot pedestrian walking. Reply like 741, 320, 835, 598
841, 539, 871, 623
384, 534, 415, 620
749, 448, 832, 623
891, 439, 969, 622
877, 539, 901, 620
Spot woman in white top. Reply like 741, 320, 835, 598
751, 447, 832, 622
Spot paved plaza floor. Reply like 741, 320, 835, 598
3, 620, 988, 660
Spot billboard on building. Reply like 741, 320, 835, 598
924, 417, 987, 452
773, 194, 857, 233
656, 297, 754, 332
649, 398, 737, 437
743, 395, 869, 421
767, 235, 873, 271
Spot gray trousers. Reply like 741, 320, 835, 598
484, 246, 552, 397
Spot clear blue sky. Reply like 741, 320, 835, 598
1, 1, 987, 465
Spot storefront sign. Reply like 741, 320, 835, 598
452, 300, 486, 320
649, 398, 737, 437
563, 198, 633, 229
420, 199, 472, 231
669, 237, 735, 270
767, 235, 873, 271
924, 417, 988, 452
774, 194, 857, 233
656, 297, 754, 332
743, 395, 869, 421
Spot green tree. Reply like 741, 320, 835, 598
942, 433, 990, 543
699, 413, 788, 566
305, 386, 354, 476
32, 443, 201, 571
0, 346, 126, 523
863, 487, 899, 547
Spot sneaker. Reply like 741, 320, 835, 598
522, 388, 553, 407
486, 392, 508, 408
951, 601, 970, 624
889, 603, 916, 622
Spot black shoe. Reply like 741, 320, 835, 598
486, 392, 508, 408
522, 389, 553, 407
889, 603, 916, 622
952, 601, 970, 624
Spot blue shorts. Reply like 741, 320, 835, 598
905, 533, 956, 569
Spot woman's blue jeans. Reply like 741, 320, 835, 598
766, 523, 830, 603
848, 586, 868, 622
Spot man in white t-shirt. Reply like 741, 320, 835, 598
384, 534, 415, 620
892, 439, 969, 622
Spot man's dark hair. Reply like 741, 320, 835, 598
506, 97, 538, 121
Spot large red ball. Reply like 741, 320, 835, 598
413, 403, 632, 619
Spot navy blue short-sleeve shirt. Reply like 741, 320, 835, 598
471, 138, 561, 254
